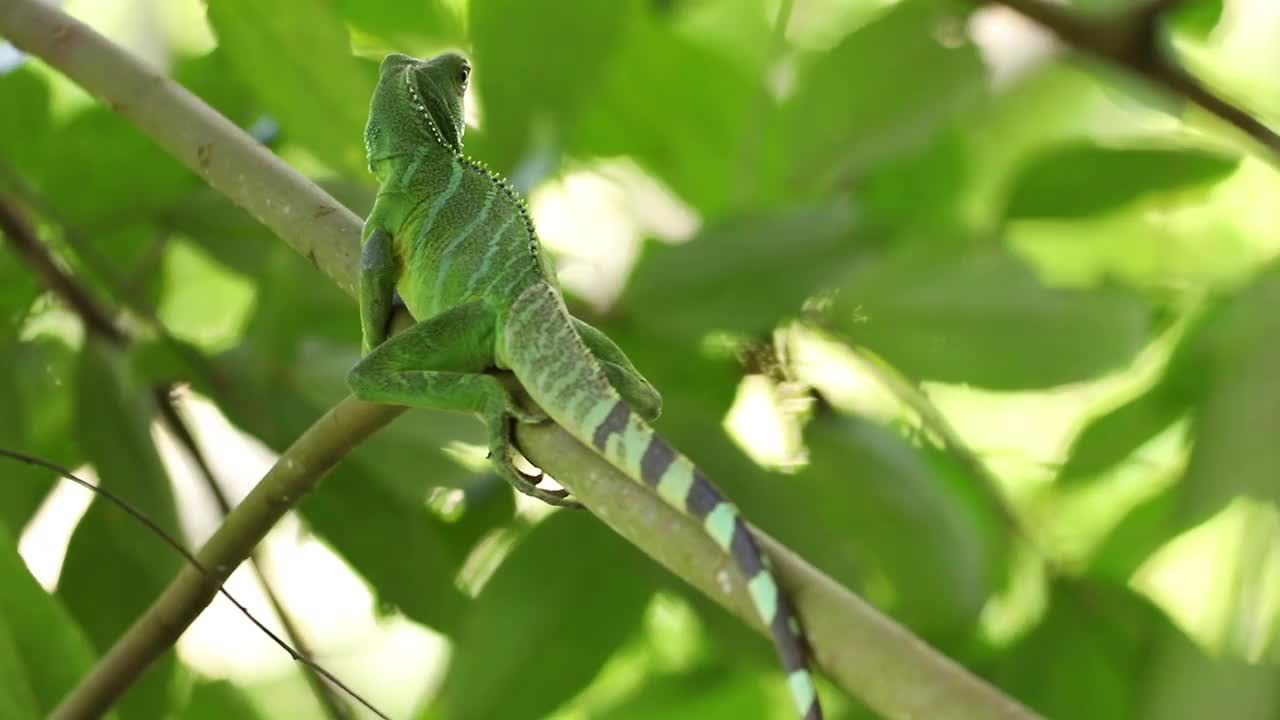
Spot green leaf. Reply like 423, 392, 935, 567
995, 580, 1171, 719
1087, 483, 1179, 583
0, 334, 79, 536
38, 109, 198, 226
436, 512, 656, 720
0, 521, 102, 717
206, 0, 374, 176
623, 205, 859, 338
469, 0, 634, 171
1004, 142, 1239, 220
0, 66, 50, 177
1170, 0, 1224, 41
0, 237, 38, 333
157, 238, 256, 353
0, 600, 40, 720
1176, 266, 1280, 523
745, 414, 998, 637
1137, 624, 1280, 719
571, 10, 760, 214
58, 341, 182, 720
1058, 382, 1188, 486
827, 247, 1151, 389
333, 0, 464, 46
177, 678, 265, 720
299, 463, 470, 632
780, 0, 984, 190
598, 666, 774, 720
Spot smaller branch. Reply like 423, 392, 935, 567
48, 396, 405, 720
981, 0, 1280, 159
154, 393, 355, 720
0, 191, 356, 720
0, 448, 389, 720
0, 195, 126, 344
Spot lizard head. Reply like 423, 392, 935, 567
365, 51, 470, 171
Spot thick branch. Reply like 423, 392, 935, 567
981, 0, 1280, 159
0, 1, 1039, 719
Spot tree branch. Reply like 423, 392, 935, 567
979, 0, 1280, 159
0, 1, 1040, 718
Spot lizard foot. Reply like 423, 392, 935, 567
486, 409, 581, 509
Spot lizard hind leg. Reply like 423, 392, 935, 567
347, 300, 576, 508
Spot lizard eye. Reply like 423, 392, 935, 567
458, 63, 471, 88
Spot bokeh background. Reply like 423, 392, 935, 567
2, 0, 1279, 718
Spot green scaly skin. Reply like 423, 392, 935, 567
348, 52, 822, 719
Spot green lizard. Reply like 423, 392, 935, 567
348, 51, 823, 720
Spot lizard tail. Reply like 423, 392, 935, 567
504, 282, 822, 720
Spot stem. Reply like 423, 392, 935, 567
0, 191, 357, 720
980, 0, 1280, 160
48, 397, 404, 720
154, 395, 355, 720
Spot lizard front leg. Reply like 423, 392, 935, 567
348, 300, 576, 507
360, 225, 398, 355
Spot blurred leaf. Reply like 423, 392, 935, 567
161, 188, 277, 277
827, 247, 1151, 389
0, 334, 79, 535
1177, 267, 1280, 522
598, 666, 774, 720
780, 0, 984, 190
1058, 382, 1187, 486
207, 0, 373, 175
38, 109, 197, 226
623, 205, 859, 338
435, 512, 656, 720
59, 341, 181, 720
334, 0, 465, 46
1137, 623, 1279, 719
0, 239, 38, 332
1004, 143, 1239, 220
1087, 483, 1179, 583
157, 238, 256, 353
0, 527, 101, 718
0, 593, 39, 720
469, 0, 633, 172
173, 49, 259, 129
1170, 0, 1224, 41
756, 414, 997, 637
299, 462, 470, 632
995, 580, 1171, 720
572, 10, 759, 214
0, 66, 50, 176
177, 678, 264, 720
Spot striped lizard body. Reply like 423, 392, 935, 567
348, 51, 824, 719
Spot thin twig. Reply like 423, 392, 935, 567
0, 449, 389, 720
153, 393, 356, 720
979, 0, 1280, 159
0, 192, 357, 720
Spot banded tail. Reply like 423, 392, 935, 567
504, 282, 822, 720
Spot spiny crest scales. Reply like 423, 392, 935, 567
365, 51, 541, 260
